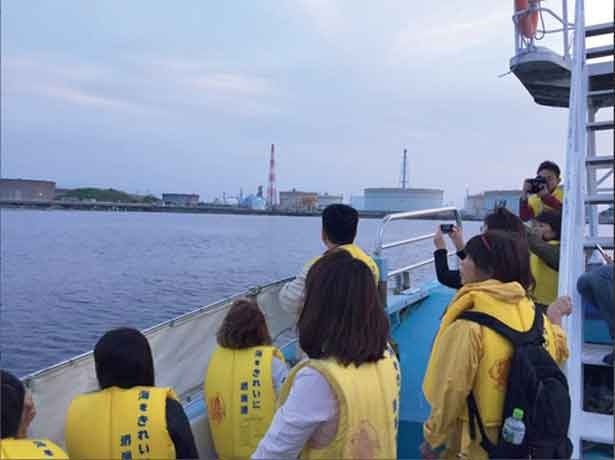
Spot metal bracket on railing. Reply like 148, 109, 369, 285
393, 271, 411, 294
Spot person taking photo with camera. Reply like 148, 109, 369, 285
519, 161, 564, 222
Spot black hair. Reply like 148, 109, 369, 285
464, 230, 534, 291
1, 369, 25, 438
483, 206, 526, 240
322, 204, 358, 245
535, 210, 562, 240
537, 161, 561, 177
94, 328, 155, 390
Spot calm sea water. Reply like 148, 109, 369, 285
1, 209, 480, 377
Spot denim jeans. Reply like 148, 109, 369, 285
577, 264, 614, 339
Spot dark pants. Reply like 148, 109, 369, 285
577, 264, 614, 339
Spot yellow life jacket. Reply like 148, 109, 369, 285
424, 280, 562, 428
279, 348, 400, 459
0, 439, 68, 459
338, 244, 380, 281
310, 244, 379, 281
530, 240, 560, 305
65, 386, 177, 460
204, 345, 285, 460
528, 185, 564, 216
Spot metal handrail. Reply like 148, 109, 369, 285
512, 6, 571, 31
374, 206, 462, 257
22, 277, 293, 384
387, 251, 457, 279
381, 233, 434, 251
373, 207, 462, 283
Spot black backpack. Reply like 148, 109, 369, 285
458, 310, 573, 459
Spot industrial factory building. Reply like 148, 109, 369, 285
0, 179, 56, 201
278, 190, 343, 211
317, 193, 343, 209
162, 193, 200, 207
240, 194, 266, 210
279, 190, 318, 211
464, 189, 522, 218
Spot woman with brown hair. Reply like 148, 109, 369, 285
253, 250, 400, 460
205, 298, 287, 460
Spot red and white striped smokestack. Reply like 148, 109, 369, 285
267, 144, 277, 208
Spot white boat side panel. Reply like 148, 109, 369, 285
24, 279, 295, 449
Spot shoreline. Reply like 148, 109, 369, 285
0, 200, 484, 221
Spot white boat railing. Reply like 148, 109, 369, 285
373, 207, 462, 294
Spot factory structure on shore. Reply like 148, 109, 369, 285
350, 149, 444, 212
463, 188, 523, 218
0, 179, 56, 201
259, 145, 443, 213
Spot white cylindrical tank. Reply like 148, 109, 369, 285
363, 188, 443, 212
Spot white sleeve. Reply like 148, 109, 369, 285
252, 367, 337, 460
277, 264, 309, 316
271, 357, 289, 397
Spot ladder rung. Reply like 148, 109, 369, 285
580, 411, 614, 444
587, 120, 614, 131
584, 236, 614, 250
587, 44, 614, 59
582, 343, 613, 366
586, 22, 615, 37
586, 156, 614, 167
588, 89, 615, 107
588, 89, 615, 98
585, 193, 614, 205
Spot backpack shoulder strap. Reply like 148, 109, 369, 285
458, 309, 544, 346
467, 392, 496, 455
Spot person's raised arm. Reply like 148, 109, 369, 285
519, 179, 535, 222
433, 227, 462, 289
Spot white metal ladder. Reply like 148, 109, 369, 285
559, 0, 614, 457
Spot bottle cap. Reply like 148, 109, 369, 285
513, 408, 524, 420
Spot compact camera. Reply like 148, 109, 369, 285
440, 224, 455, 234
526, 176, 547, 194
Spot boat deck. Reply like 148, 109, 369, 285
392, 282, 455, 458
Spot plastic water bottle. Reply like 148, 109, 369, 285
502, 408, 526, 445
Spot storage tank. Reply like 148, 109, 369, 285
363, 187, 443, 212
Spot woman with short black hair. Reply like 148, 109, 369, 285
65, 328, 197, 460
253, 250, 400, 459
1, 369, 68, 458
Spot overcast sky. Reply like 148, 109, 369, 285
2, 1, 612, 205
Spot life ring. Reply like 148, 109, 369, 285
515, 0, 539, 39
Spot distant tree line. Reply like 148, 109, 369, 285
59, 188, 161, 204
